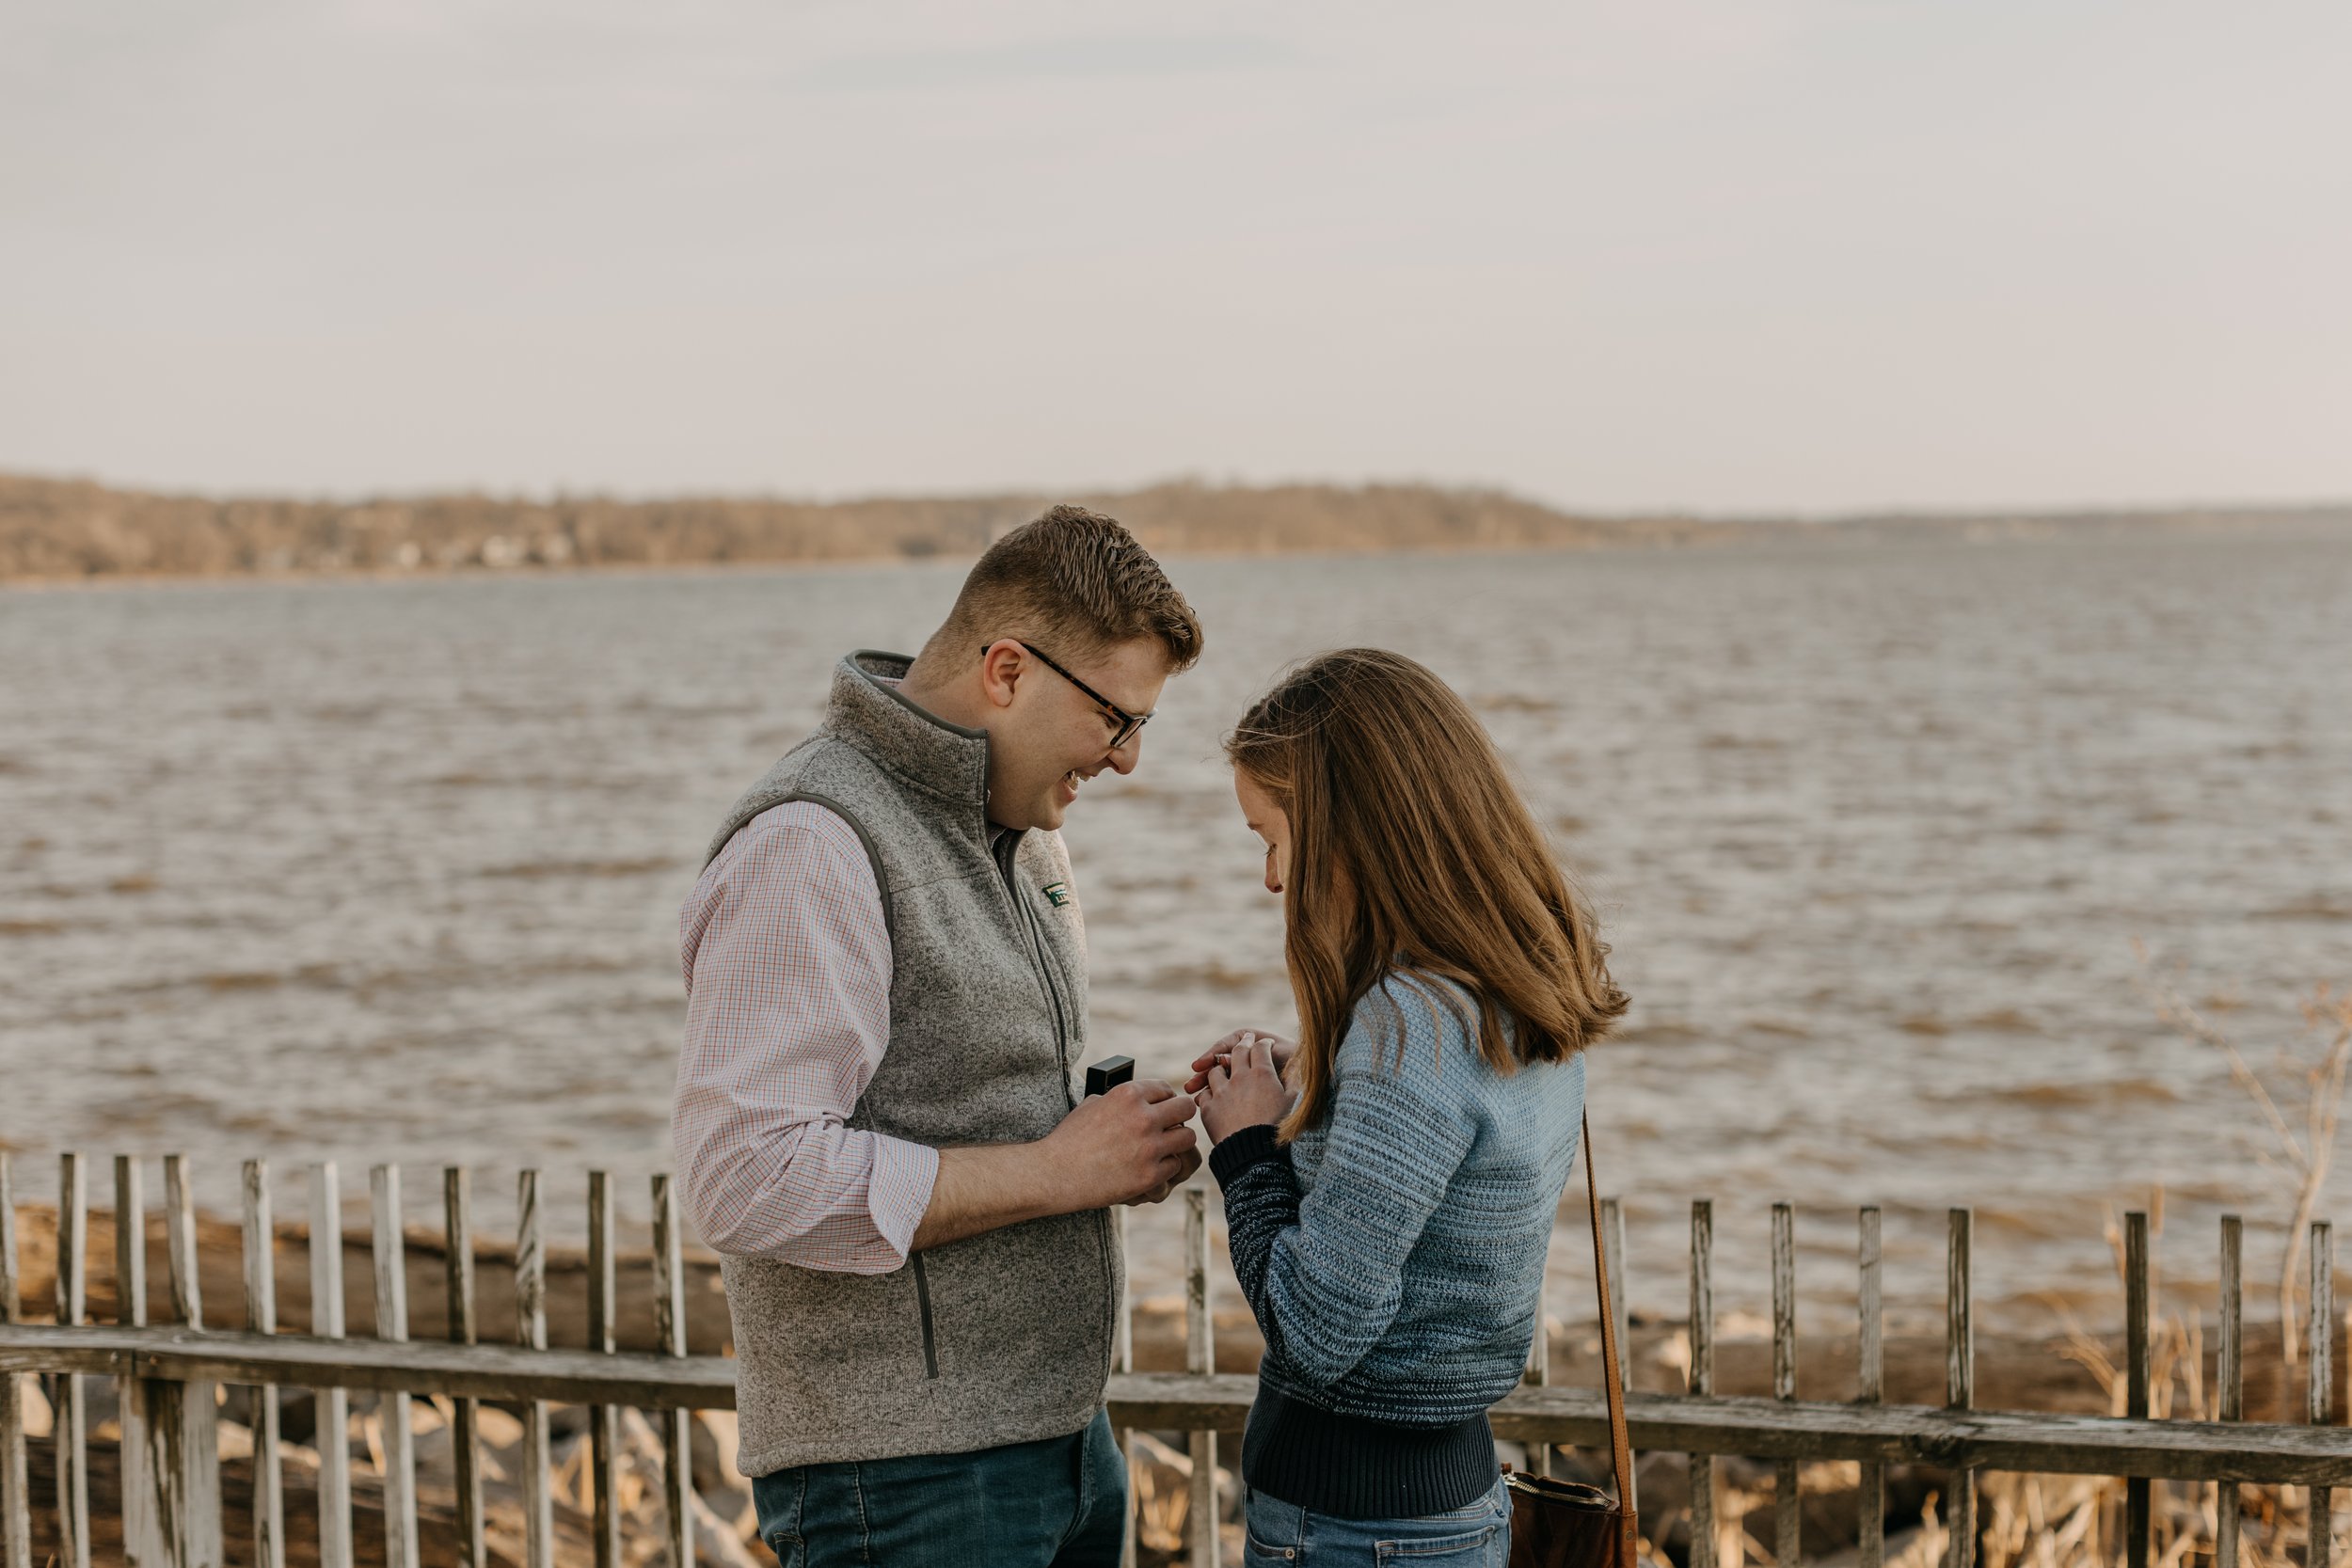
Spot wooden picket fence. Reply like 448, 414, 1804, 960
1, 1150, 2345, 1568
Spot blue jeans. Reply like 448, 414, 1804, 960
1241, 1472, 1512, 1566
751, 1409, 1127, 1568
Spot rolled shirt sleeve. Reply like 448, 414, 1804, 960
672, 801, 939, 1274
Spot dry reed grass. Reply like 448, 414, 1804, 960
2135, 953, 2351, 1372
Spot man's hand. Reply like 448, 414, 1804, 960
1043, 1079, 1201, 1209
1122, 1142, 1202, 1206
1184, 1027, 1297, 1095
1195, 1034, 1296, 1144
911, 1080, 1200, 1251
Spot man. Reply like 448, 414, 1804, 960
673, 506, 1206, 1567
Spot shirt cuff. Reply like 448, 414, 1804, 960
868, 1134, 943, 1264
1208, 1123, 1286, 1191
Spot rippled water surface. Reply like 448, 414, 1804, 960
5, 530, 2349, 1334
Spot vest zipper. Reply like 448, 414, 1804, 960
994, 833, 1073, 1093
992, 833, 1114, 1385
909, 1253, 940, 1379
1025, 897, 1072, 1084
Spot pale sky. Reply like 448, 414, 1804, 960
4, 2, 2347, 513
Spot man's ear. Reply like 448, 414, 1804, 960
977, 640, 1026, 710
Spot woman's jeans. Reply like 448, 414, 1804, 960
751, 1408, 1126, 1568
1242, 1472, 1512, 1565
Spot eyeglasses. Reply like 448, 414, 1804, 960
983, 640, 1155, 750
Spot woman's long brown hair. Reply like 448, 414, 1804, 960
1226, 648, 1629, 1143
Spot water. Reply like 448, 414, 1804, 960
4, 528, 2349, 1338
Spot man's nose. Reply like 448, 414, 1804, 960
1105, 734, 1142, 774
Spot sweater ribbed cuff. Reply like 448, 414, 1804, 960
1208, 1123, 1285, 1191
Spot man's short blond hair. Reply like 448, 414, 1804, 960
926, 505, 1203, 673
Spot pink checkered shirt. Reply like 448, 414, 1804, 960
672, 800, 940, 1274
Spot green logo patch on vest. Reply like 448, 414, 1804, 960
1041, 880, 1071, 908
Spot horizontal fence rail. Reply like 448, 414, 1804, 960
0, 1328, 737, 1411
1, 1148, 2344, 1568
3, 1333, 2348, 1487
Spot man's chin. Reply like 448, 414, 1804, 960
992, 797, 1065, 833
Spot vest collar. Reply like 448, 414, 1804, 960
827, 649, 993, 816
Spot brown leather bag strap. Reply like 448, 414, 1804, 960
1582, 1109, 1640, 1566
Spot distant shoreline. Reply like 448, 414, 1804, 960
8, 516, 2343, 596
4, 469, 2344, 586
0, 547, 959, 594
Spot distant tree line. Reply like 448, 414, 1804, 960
1, 470, 2338, 581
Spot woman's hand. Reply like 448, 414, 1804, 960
1195, 1033, 1295, 1144
1184, 1027, 1297, 1095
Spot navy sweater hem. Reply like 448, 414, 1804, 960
1241, 1385, 1498, 1519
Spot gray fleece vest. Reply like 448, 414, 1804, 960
703, 650, 1119, 1474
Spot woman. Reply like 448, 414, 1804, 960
1188, 648, 1628, 1566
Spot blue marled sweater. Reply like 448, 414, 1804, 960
1209, 975, 1586, 1429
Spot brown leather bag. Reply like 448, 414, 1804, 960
1506, 1111, 1639, 1568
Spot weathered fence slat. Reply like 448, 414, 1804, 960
2311, 1221, 2335, 1568
0, 1152, 30, 1568
2217, 1214, 2243, 1568
516, 1171, 554, 1568
56, 1153, 90, 1568
371, 1166, 419, 1568
164, 1158, 199, 1332
310, 1163, 352, 1568
113, 1155, 155, 1568
1601, 1196, 1629, 1392
152, 1153, 223, 1568
1859, 1205, 1885, 1568
1773, 1202, 1800, 1568
1601, 1194, 1635, 1515
1111, 1203, 1138, 1568
586, 1172, 621, 1568
1184, 1186, 1220, 1568
648, 1176, 691, 1568
2125, 1212, 2152, 1568
1689, 1199, 1716, 1568
1946, 1208, 1975, 1568
114, 1158, 145, 1326
242, 1161, 285, 1568
1525, 1225, 1551, 1481
443, 1169, 485, 1568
